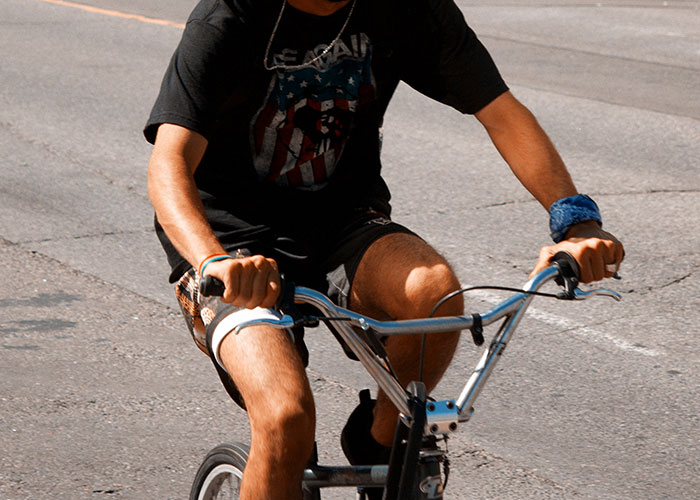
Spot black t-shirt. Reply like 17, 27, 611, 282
145, 0, 508, 280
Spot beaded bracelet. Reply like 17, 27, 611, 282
198, 253, 234, 277
549, 194, 602, 243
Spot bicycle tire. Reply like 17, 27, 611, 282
190, 443, 249, 500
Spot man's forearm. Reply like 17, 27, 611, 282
148, 161, 225, 269
476, 93, 625, 282
475, 91, 578, 209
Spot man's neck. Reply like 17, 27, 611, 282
286, 0, 352, 16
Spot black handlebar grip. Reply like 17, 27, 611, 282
200, 275, 226, 297
552, 251, 581, 300
552, 251, 581, 282
199, 275, 291, 304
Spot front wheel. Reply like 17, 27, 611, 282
190, 443, 249, 500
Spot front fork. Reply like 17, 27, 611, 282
384, 381, 446, 500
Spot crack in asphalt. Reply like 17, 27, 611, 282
624, 271, 696, 295
446, 446, 579, 495
1, 238, 178, 316
470, 188, 700, 211
507, 79, 700, 121
0, 120, 148, 199
1, 120, 117, 184
17, 227, 154, 245
660, 272, 693, 288
480, 33, 700, 74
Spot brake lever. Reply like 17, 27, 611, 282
556, 276, 579, 300
573, 287, 622, 302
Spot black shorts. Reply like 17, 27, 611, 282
174, 210, 415, 407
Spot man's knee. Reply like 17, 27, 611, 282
395, 262, 462, 374
404, 261, 463, 318
249, 393, 316, 463
217, 325, 316, 463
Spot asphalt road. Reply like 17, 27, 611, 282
1, 0, 699, 498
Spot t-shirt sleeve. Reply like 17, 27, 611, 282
143, 20, 238, 144
399, 0, 509, 115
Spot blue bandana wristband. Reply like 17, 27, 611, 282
549, 194, 602, 243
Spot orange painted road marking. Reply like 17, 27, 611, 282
37, 0, 185, 29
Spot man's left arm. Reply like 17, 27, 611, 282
474, 91, 624, 283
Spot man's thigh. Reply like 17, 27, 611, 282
218, 324, 314, 424
349, 232, 463, 398
349, 232, 463, 320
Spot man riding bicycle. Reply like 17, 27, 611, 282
144, 0, 624, 498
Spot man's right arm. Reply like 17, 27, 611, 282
147, 123, 280, 308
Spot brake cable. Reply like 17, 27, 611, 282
310, 284, 570, 386
418, 285, 567, 384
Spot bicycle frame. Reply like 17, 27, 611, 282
225, 263, 621, 499
237, 265, 573, 420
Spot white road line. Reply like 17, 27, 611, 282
469, 289, 661, 357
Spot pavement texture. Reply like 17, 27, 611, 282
1, 0, 698, 498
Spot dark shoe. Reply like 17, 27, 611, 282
341, 390, 392, 500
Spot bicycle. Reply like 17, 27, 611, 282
189, 252, 621, 499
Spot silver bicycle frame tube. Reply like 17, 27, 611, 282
455, 267, 559, 419
291, 288, 413, 416
289, 267, 562, 421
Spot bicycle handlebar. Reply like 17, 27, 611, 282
196, 252, 620, 423
200, 273, 227, 297
198, 252, 619, 336
200, 251, 583, 300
